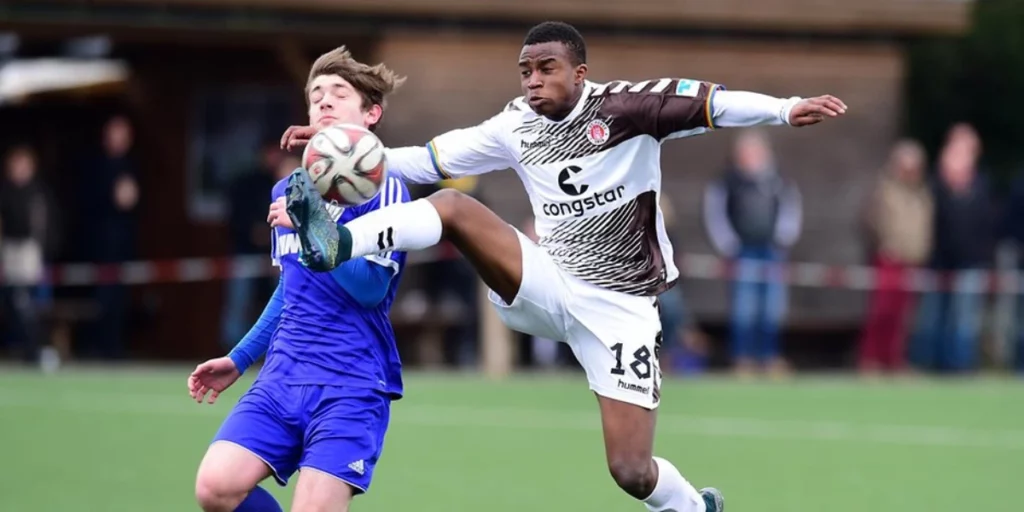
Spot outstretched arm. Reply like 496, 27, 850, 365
385, 113, 514, 183
614, 79, 846, 142
282, 113, 514, 185
711, 90, 846, 128
381, 146, 444, 185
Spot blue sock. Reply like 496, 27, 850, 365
235, 486, 283, 512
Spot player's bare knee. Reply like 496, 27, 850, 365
194, 474, 246, 512
607, 456, 657, 499
291, 467, 355, 512
425, 188, 470, 227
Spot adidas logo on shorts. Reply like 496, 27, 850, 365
348, 460, 365, 475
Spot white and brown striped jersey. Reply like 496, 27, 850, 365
419, 78, 723, 296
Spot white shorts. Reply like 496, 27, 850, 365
488, 229, 664, 409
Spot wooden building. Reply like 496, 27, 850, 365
0, 0, 973, 365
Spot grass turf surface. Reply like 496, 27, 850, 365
0, 368, 1021, 511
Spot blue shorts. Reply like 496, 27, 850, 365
212, 380, 391, 493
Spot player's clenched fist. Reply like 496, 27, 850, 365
788, 95, 847, 127
188, 357, 241, 405
267, 197, 293, 229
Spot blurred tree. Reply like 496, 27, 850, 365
906, 0, 1024, 188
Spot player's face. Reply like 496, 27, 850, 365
518, 42, 587, 120
307, 74, 383, 131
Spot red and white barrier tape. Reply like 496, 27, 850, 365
17, 246, 454, 287
678, 254, 1015, 294
7, 251, 1019, 294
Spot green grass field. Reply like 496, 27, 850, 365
0, 368, 1021, 511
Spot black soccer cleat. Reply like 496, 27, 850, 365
284, 169, 352, 271
700, 487, 724, 512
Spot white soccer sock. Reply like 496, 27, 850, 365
344, 198, 444, 258
643, 457, 705, 512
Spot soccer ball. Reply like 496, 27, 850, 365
301, 123, 387, 206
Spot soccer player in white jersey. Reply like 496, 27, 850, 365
273, 21, 846, 512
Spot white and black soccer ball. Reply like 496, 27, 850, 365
301, 124, 387, 206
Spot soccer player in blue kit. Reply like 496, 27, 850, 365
187, 46, 410, 512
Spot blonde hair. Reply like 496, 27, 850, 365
305, 46, 407, 130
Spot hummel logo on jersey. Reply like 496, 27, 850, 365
348, 460, 365, 475
617, 379, 650, 395
521, 138, 550, 149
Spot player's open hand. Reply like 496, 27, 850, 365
268, 197, 293, 229
281, 125, 316, 152
188, 357, 241, 405
788, 95, 847, 127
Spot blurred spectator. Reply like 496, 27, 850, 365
220, 142, 288, 350
703, 129, 802, 376
910, 123, 992, 373
0, 145, 56, 363
81, 115, 139, 359
858, 140, 933, 374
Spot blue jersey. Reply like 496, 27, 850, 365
259, 175, 409, 397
